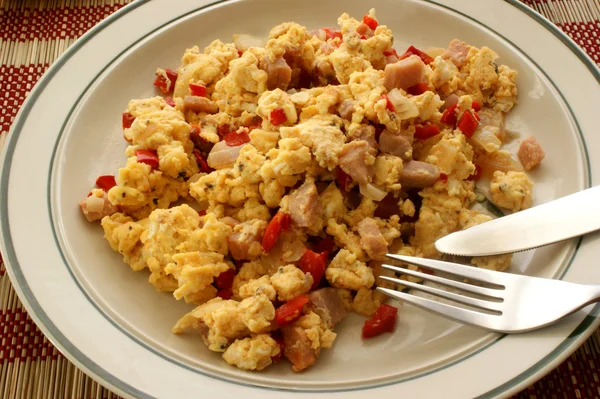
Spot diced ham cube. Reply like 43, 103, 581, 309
264, 56, 292, 91
227, 220, 267, 261
288, 180, 322, 229
357, 218, 388, 260
379, 129, 413, 161
442, 39, 470, 67
339, 141, 376, 185
348, 124, 377, 148
281, 324, 317, 372
184, 95, 219, 114
384, 55, 426, 91
400, 161, 440, 188
79, 193, 117, 222
308, 288, 347, 328
338, 99, 357, 120
518, 136, 545, 171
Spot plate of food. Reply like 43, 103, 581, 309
1, 0, 599, 398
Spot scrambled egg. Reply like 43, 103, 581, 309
81, 9, 543, 373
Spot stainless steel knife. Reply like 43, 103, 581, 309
434, 185, 600, 257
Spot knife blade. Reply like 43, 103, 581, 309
434, 185, 600, 257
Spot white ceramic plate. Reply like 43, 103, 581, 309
2, 0, 600, 398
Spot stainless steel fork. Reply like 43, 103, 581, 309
377, 254, 600, 333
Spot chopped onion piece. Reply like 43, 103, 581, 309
233, 34, 266, 51
207, 141, 243, 169
360, 183, 387, 201
85, 195, 105, 213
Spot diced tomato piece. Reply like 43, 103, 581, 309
193, 149, 212, 173
122, 112, 135, 129
153, 68, 178, 95
472, 101, 481, 112
313, 237, 335, 255
164, 96, 176, 107
381, 94, 396, 112
189, 83, 207, 97
217, 288, 232, 300
271, 331, 285, 363
406, 82, 429, 96
363, 14, 378, 30
217, 124, 231, 138
383, 49, 398, 57
362, 304, 398, 339
269, 108, 287, 126
95, 175, 117, 191
457, 111, 479, 138
440, 104, 458, 126
223, 130, 251, 147
198, 210, 207, 216
323, 28, 343, 41
414, 124, 440, 140
336, 168, 351, 192
262, 212, 290, 253
215, 268, 236, 290
399, 45, 434, 65
135, 149, 160, 170
275, 295, 309, 326
298, 249, 328, 290
439, 172, 448, 183
468, 164, 482, 181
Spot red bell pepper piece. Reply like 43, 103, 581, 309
223, 130, 251, 147
135, 149, 160, 170
399, 45, 434, 65
122, 112, 135, 129
414, 124, 440, 140
189, 83, 207, 97
271, 331, 285, 363
468, 164, 482, 181
381, 94, 396, 112
474, 112, 480, 121
275, 295, 309, 326
269, 108, 287, 126
217, 124, 231, 138
215, 268, 236, 290
216, 288, 232, 300
336, 168, 351, 192
298, 249, 328, 290
363, 14, 378, 30
153, 68, 178, 95
323, 28, 343, 41
457, 111, 479, 138
193, 149, 212, 173
95, 175, 117, 191
440, 104, 458, 126
439, 172, 448, 183
313, 237, 335, 255
406, 82, 429, 96
164, 96, 176, 107
362, 304, 398, 339
383, 49, 398, 57
262, 212, 290, 253
472, 101, 481, 112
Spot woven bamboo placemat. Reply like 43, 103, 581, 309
1, 0, 599, 398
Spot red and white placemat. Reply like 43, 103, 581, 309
1, 0, 599, 397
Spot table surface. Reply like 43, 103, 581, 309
1, 0, 599, 398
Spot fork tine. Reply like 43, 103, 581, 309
381, 264, 503, 299
378, 276, 502, 312
376, 287, 500, 330
386, 254, 507, 286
